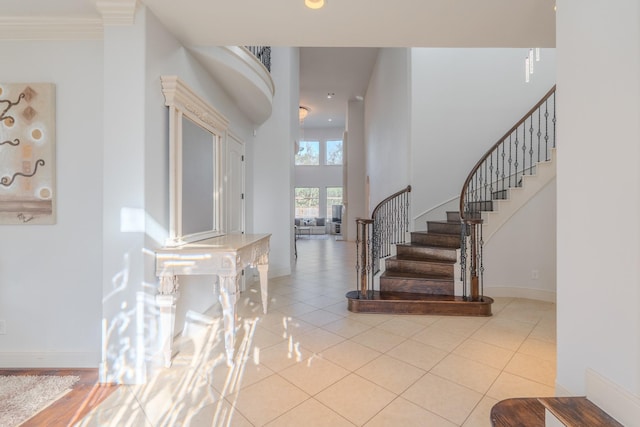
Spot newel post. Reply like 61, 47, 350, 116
467, 218, 483, 301
356, 218, 374, 299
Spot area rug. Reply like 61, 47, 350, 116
0, 375, 79, 427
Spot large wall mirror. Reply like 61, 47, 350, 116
161, 76, 229, 245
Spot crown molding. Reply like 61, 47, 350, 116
96, 0, 138, 26
0, 17, 103, 40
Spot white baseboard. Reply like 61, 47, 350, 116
485, 286, 556, 303
0, 352, 100, 368
586, 368, 640, 426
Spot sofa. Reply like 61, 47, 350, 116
295, 217, 327, 235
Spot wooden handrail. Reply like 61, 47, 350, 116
459, 86, 556, 221
372, 185, 412, 218
355, 185, 412, 297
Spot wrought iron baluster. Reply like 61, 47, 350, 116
514, 133, 519, 187
552, 92, 556, 148
537, 107, 542, 163
479, 224, 484, 300
520, 125, 527, 178
460, 224, 467, 299
501, 142, 506, 193
544, 100, 550, 161
508, 135, 513, 187
529, 117, 534, 175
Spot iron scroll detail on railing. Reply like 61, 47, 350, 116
356, 185, 411, 299
458, 85, 556, 301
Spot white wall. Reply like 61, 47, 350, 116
101, 6, 260, 383
0, 40, 103, 367
410, 48, 556, 226
344, 100, 366, 241
253, 47, 298, 278
365, 48, 411, 210
556, 0, 640, 413
0, 7, 264, 383
144, 7, 255, 348
484, 179, 556, 301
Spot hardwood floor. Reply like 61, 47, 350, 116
0, 368, 117, 427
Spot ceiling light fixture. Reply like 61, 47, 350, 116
327, 92, 334, 99
305, 0, 325, 10
299, 106, 309, 121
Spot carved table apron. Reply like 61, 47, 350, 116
155, 233, 270, 366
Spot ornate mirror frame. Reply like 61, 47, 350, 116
161, 75, 229, 245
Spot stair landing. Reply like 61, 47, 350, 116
346, 291, 493, 316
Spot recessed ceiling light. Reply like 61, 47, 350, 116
305, 0, 325, 10
328, 118, 332, 122
327, 92, 335, 99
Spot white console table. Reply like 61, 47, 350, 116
155, 233, 270, 367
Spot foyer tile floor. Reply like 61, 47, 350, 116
77, 237, 556, 427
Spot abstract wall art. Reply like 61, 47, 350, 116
0, 83, 56, 224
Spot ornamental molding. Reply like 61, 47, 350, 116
161, 76, 230, 133
96, 0, 139, 26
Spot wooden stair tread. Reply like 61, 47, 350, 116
490, 398, 545, 427
490, 397, 623, 427
411, 231, 454, 237
386, 255, 456, 265
396, 242, 457, 250
538, 397, 623, 426
381, 270, 452, 281
364, 291, 459, 301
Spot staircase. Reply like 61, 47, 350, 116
346, 211, 493, 316
347, 85, 556, 317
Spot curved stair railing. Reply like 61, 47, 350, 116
459, 86, 556, 301
356, 185, 411, 299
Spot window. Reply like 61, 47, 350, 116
326, 187, 343, 219
326, 140, 343, 165
295, 187, 319, 218
295, 141, 319, 165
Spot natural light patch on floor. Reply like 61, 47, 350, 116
78, 238, 556, 426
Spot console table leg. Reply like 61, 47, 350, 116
219, 274, 238, 365
156, 293, 178, 368
257, 264, 269, 314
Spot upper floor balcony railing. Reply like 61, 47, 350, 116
245, 46, 271, 72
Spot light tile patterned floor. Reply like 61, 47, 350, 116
77, 238, 556, 426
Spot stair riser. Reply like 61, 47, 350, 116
346, 291, 493, 316
410, 232, 460, 248
385, 258, 453, 276
466, 200, 493, 212
492, 190, 508, 200
396, 245, 457, 262
427, 221, 462, 235
380, 277, 453, 295
446, 211, 461, 222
